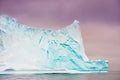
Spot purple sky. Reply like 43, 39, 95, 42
0, 0, 120, 26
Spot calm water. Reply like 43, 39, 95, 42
0, 72, 120, 80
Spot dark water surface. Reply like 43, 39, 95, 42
0, 72, 120, 80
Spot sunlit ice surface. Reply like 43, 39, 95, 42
0, 15, 108, 74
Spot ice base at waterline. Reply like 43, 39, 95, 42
0, 15, 108, 74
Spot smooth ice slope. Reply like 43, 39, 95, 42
0, 15, 108, 73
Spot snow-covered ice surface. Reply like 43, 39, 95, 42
0, 15, 108, 74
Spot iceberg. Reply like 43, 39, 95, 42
0, 15, 108, 74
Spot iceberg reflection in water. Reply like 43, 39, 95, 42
0, 15, 108, 74
0, 72, 120, 80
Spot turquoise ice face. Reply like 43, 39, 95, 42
0, 15, 108, 73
